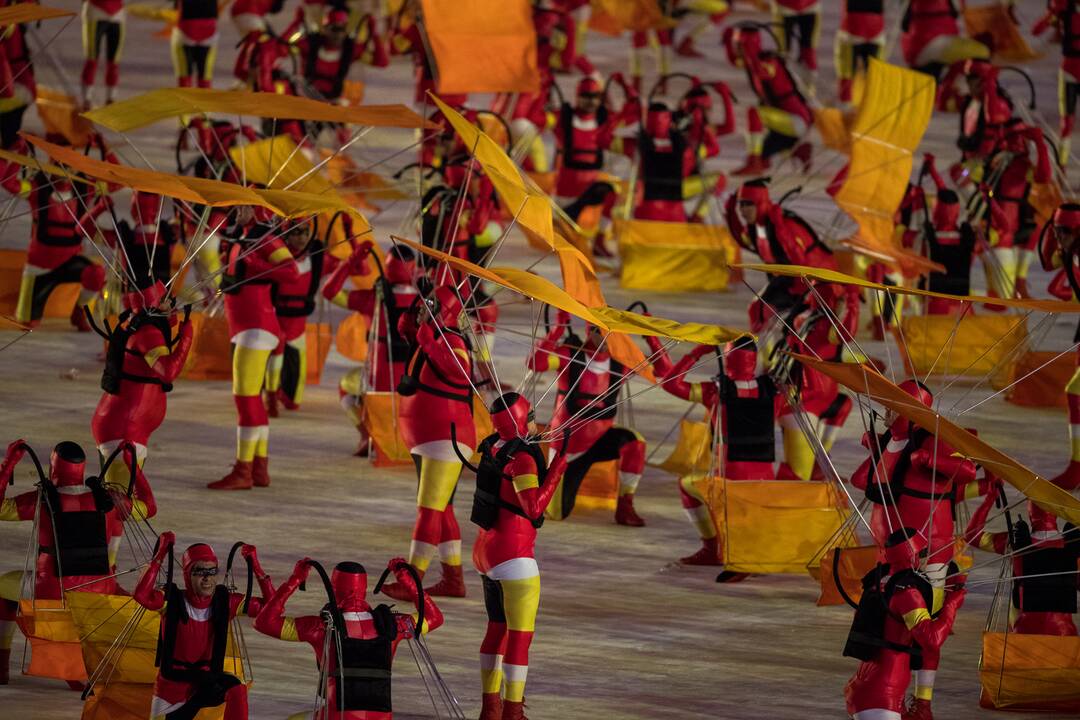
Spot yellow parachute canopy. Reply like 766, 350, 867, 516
0, 147, 92, 182
0, 4, 72, 25
83, 88, 431, 133
793, 355, 1080, 526
394, 236, 749, 346
420, 0, 540, 94
739, 263, 1080, 314
25, 134, 369, 224
832, 59, 937, 272
589, 0, 674, 33
228, 135, 337, 197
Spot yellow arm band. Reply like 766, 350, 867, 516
902, 607, 931, 630
0, 498, 19, 521
512, 473, 539, 493
269, 247, 293, 264
144, 345, 169, 369
279, 617, 300, 642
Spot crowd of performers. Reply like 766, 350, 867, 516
2, 2, 1080, 720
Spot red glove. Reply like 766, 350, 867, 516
390, 558, 418, 593
291, 557, 311, 584
923, 152, 936, 167
240, 543, 257, 560
4, 439, 25, 465
155, 531, 175, 561
348, 241, 373, 275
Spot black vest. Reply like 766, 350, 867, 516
471, 433, 549, 530
559, 104, 610, 171
843, 565, 933, 668
156, 583, 231, 683
640, 132, 687, 202
324, 604, 398, 712
39, 478, 114, 577
304, 35, 357, 100
1012, 521, 1080, 614
923, 224, 975, 295
272, 242, 325, 317
720, 376, 777, 463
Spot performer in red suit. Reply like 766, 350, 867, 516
14, 171, 109, 331
381, 284, 475, 599
726, 179, 836, 332
723, 25, 813, 175
172, 0, 221, 88
254, 556, 443, 719
900, 0, 987, 78
772, 0, 821, 72
134, 532, 273, 720
1033, 0, 1080, 164
470, 393, 568, 720
294, 8, 388, 103
835, 0, 885, 102
911, 155, 977, 315
527, 313, 647, 526
966, 484, 1080, 637
91, 280, 194, 484
646, 339, 777, 566
0, 440, 154, 684
80, 0, 125, 106
209, 210, 300, 490
843, 528, 966, 720
0, 6, 35, 156
628, 102, 692, 223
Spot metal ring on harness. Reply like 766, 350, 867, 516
374, 561, 426, 634
225, 542, 255, 614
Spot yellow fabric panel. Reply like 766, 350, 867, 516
813, 107, 852, 154
591, 307, 749, 346
0, 148, 91, 183
615, 219, 737, 292
794, 355, 1080, 526
126, 2, 177, 23
901, 313, 1028, 379
335, 312, 370, 362
834, 60, 936, 271
980, 633, 1080, 712
702, 477, 850, 574
421, 0, 540, 94
362, 392, 493, 466
740, 263, 1080, 314
25, 135, 367, 223
1003, 351, 1073, 408
0, 4, 72, 25
0, 496, 19, 521
816, 545, 878, 607
83, 88, 430, 133
180, 314, 330, 383
81, 681, 154, 720
0, 569, 22, 600
652, 419, 712, 476
589, 0, 674, 32
963, 6, 1039, 62
228, 136, 338, 198
36, 86, 94, 148
17, 599, 88, 682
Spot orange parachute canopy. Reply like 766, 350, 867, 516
25, 134, 369, 225
420, 0, 539, 94
963, 4, 1039, 63
588, 0, 674, 34
83, 88, 431, 133
0, 4, 72, 25
793, 355, 1080, 525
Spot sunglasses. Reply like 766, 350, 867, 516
190, 567, 218, 578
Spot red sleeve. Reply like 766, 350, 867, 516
133, 559, 166, 611
417, 323, 471, 382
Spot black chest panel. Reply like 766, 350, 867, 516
640, 132, 687, 202
720, 377, 777, 462
327, 604, 398, 712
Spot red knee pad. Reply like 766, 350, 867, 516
503, 629, 535, 665
235, 394, 268, 427
81, 59, 97, 87
440, 504, 461, 542
413, 507, 443, 545
747, 106, 763, 133
619, 438, 645, 474
105, 62, 119, 87
81, 263, 106, 292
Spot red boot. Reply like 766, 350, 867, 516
479, 693, 502, 720
676, 35, 703, 58
380, 568, 425, 601
501, 700, 528, 720
1053, 461, 1080, 491
427, 562, 467, 597
354, 433, 371, 458
70, 305, 92, 332
264, 390, 279, 418
252, 455, 270, 488
732, 154, 768, 176
903, 697, 933, 720
680, 537, 722, 566
279, 389, 299, 411
208, 461, 254, 490
615, 494, 645, 527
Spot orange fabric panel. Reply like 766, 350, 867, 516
980, 632, 1080, 712
574, 461, 618, 510
0, 4, 72, 25
81, 682, 153, 720
1005, 351, 1074, 408
36, 87, 93, 147
0, 248, 81, 318
816, 546, 878, 607
421, 0, 540, 94
963, 5, 1039, 62
588, 0, 671, 33
180, 314, 330, 382
335, 313, 370, 363
304, 322, 332, 384
16, 600, 88, 682
363, 393, 493, 467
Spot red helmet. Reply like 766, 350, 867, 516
384, 245, 416, 285
181, 543, 219, 595
883, 527, 927, 570
330, 561, 368, 610
897, 378, 934, 409
431, 284, 462, 325
736, 180, 771, 219
1028, 500, 1059, 535
932, 189, 960, 229
1053, 203, 1080, 231
645, 102, 672, 138
124, 280, 168, 312
682, 85, 711, 113
576, 76, 602, 99
724, 26, 761, 66
490, 392, 533, 441
49, 441, 86, 488
724, 339, 756, 382
324, 8, 349, 28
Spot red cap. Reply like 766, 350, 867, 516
384, 245, 416, 285
432, 284, 462, 325
724, 340, 756, 381
124, 280, 167, 312
1053, 203, 1080, 230
324, 8, 349, 27
490, 392, 532, 441
331, 561, 368, 610
181, 543, 218, 598
883, 527, 927, 570
49, 441, 86, 488
1028, 500, 1059, 534
576, 76, 602, 98
736, 181, 771, 216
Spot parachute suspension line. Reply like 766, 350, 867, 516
967, 568, 1080, 590
313, 614, 333, 716
436, 135, 483, 289
81, 599, 145, 697
643, 402, 697, 466
280, 126, 375, 192
514, 300, 546, 397
0, 13, 75, 98
915, 301, 972, 383
958, 343, 1080, 418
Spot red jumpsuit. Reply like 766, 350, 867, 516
254, 559, 443, 720
134, 540, 272, 720
15, 175, 108, 329
172, 0, 220, 88
1033, 0, 1080, 163
629, 106, 695, 223
0, 13, 34, 150
80, 0, 125, 106
773, 0, 821, 71
209, 222, 300, 490
295, 19, 389, 102
901, 0, 986, 75
266, 238, 326, 411
528, 321, 647, 526
92, 303, 194, 469
835, 0, 885, 102
553, 100, 629, 201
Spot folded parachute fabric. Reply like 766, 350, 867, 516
420, 0, 540, 94
0, 4, 72, 25
25, 134, 370, 225
740, 263, 1080, 314
83, 88, 431, 133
